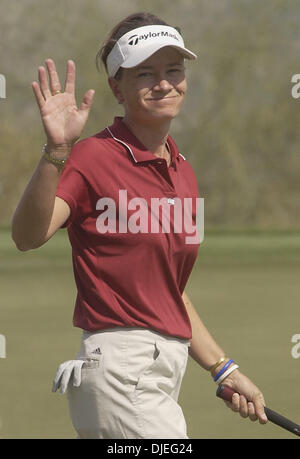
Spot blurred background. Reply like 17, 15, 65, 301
0, 0, 299, 439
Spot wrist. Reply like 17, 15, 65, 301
209, 357, 231, 378
42, 143, 72, 168
213, 360, 240, 385
221, 367, 241, 384
45, 142, 73, 158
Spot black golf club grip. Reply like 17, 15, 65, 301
216, 384, 300, 437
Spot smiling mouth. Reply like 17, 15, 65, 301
148, 96, 179, 101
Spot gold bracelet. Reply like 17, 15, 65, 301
208, 356, 227, 374
42, 144, 68, 167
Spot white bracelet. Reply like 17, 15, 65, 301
215, 364, 239, 385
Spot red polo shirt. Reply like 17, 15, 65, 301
56, 117, 200, 339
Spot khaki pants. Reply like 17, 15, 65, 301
67, 327, 190, 439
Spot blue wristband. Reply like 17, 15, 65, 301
213, 359, 234, 382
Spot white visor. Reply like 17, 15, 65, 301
106, 25, 197, 77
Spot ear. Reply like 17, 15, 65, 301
108, 77, 124, 104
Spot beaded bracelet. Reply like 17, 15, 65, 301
213, 359, 234, 382
42, 144, 68, 167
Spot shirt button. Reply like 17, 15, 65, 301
167, 198, 176, 205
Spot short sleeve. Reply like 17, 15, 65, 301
56, 150, 89, 229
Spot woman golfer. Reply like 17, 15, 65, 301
12, 12, 268, 438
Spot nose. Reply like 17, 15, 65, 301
152, 74, 173, 92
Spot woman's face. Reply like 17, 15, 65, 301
109, 47, 187, 125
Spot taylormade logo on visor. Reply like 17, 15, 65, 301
106, 25, 197, 77
128, 30, 180, 46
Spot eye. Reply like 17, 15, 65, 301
168, 67, 185, 74
137, 72, 153, 78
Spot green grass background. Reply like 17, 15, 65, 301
0, 227, 299, 439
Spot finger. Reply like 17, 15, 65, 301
45, 58, 62, 95
64, 60, 75, 94
79, 89, 95, 112
253, 393, 268, 424
32, 81, 45, 110
52, 361, 69, 388
52, 361, 70, 392
222, 392, 239, 411
248, 402, 258, 422
59, 362, 74, 394
73, 360, 85, 387
230, 393, 240, 413
38, 66, 52, 100
225, 393, 240, 413
239, 395, 249, 418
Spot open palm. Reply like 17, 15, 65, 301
32, 59, 95, 148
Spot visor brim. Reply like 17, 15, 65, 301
121, 43, 197, 70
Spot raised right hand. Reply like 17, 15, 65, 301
32, 59, 95, 150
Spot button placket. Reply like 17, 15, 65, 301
153, 159, 175, 191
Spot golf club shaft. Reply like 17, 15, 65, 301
216, 384, 300, 437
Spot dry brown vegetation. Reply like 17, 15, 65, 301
1, 0, 300, 228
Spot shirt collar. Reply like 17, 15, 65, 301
106, 117, 182, 168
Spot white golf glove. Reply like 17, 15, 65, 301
52, 360, 86, 394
